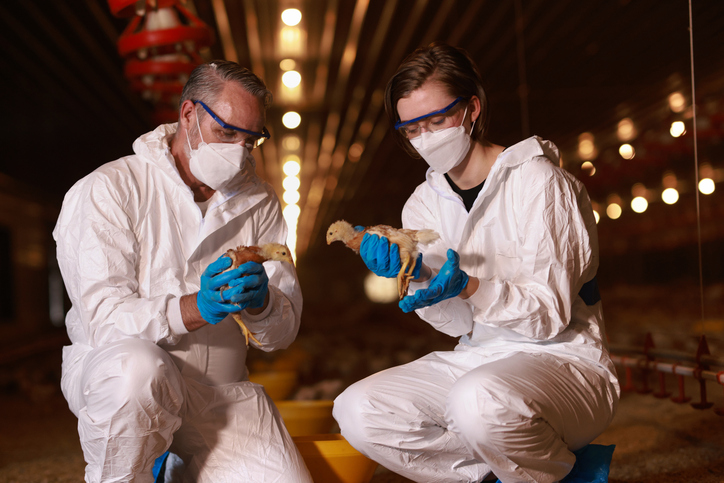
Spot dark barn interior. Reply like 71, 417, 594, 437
1, 0, 724, 481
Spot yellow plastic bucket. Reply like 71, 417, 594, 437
293, 434, 378, 483
277, 400, 335, 436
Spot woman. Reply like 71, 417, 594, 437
333, 42, 619, 483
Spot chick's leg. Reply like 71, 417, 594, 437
398, 254, 416, 300
232, 313, 262, 347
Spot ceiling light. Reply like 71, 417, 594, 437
283, 203, 300, 222
282, 70, 301, 88
631, 196, 648, 213
606, 203, 622, 220
281, 8, 302, 26
282, 111, 301, 129
619, 144, 635, 160
593, 210, 600, 224
283, 159, 301, 176
699, 178, 715, 195
279, 58, 296, 71
670, 121, 686, 137
617, 118, 636, 141
668, 92, 686, 113
364, 272, 399, 304
282, 135, 300, 151
283, 190, 300, 204
662, 188, 679, 204
283, 175, 301, 191
662, 171, 677, 189
577, 132, 597, 160
581, 161, 596, 176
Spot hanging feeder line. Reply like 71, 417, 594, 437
610, 333, 724, 416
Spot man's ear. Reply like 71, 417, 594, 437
179, 100, 196, 130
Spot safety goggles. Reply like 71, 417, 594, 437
394, 96, 465, 139
193, 100, 271, 149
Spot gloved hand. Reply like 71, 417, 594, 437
225, 261, 269, 309
399, 249, 468, 313
197, 255, 245, 324
359, 232, 422, 280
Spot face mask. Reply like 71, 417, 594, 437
409, 106, 475, 173
186, 111, 248, 191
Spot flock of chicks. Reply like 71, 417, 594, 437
223, 220, 438, 347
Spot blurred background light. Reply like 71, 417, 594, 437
670, 121, 686, 137
668, 91, 686, 113
631, 196, 648, 213
282, 111, 301, 129
281, 8, 302, 26
363, 272, 399, 304
283, 175, 301, 191
606, 203, 622, 219
699, 178, 715, 195
282, 70, 302, 88
619, 143, 635, 160
662, 187, 679, 204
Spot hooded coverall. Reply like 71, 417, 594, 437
53, 124, 312, 483
334, 136, 620, 483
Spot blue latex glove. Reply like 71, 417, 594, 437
197, 255, 245, 324
359, 232, 422, 280
226, 261, 269, 309
399, 249, 468, 313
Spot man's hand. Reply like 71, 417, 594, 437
196, 255, 245, 324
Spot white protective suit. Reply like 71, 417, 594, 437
54, 123, 312, 483
334, 136, 620, 483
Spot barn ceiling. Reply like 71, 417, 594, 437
1, 0, 723, 260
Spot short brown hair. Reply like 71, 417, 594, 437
384, 42, 489, 157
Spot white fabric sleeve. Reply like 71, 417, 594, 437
53, 172, 180, 348
166, 298, 189, 337
463, 161, 597, 341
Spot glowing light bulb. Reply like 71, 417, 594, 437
282, 70, 301, 88
283, 159, 301, 176
670, 121, 686, 137
661, 188, 679, 204
593, 210, 600, 224
631, 196, 648, 213
283, 190, 300, 204
281, 8, 302, 26
668, 92, 686, 113
283, 203, 300, 221
282, 111, 301, 129
283, 176, 301, 191
606, 203, 622, 219
618, 144, 635, 160
699, 178, 715, 195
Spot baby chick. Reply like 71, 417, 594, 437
326, 220, 439, 299
224, 243, 293, 346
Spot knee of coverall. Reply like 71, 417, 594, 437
80, 339, 185, 421
333, 379, 381, 453
445, 364, 537, 449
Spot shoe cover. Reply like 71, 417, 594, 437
493, 444, 615, 483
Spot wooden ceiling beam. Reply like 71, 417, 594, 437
210, 0, 239, 63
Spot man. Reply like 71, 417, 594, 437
54, 60, 312, 482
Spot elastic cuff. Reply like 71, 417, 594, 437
166, 297, 189, 336
464, 278, 497, 311
242, 288, 276, 322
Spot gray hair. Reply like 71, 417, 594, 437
179, 60, 273, 114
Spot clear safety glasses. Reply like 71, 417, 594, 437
394, 96, 466, 139
193, 100, 271, 149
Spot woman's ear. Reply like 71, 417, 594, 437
469, 95, 482, 125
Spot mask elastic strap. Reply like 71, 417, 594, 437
460, 104, 476, 136
186, 106, 205, 152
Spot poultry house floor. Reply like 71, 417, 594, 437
1, 345, 724, 482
